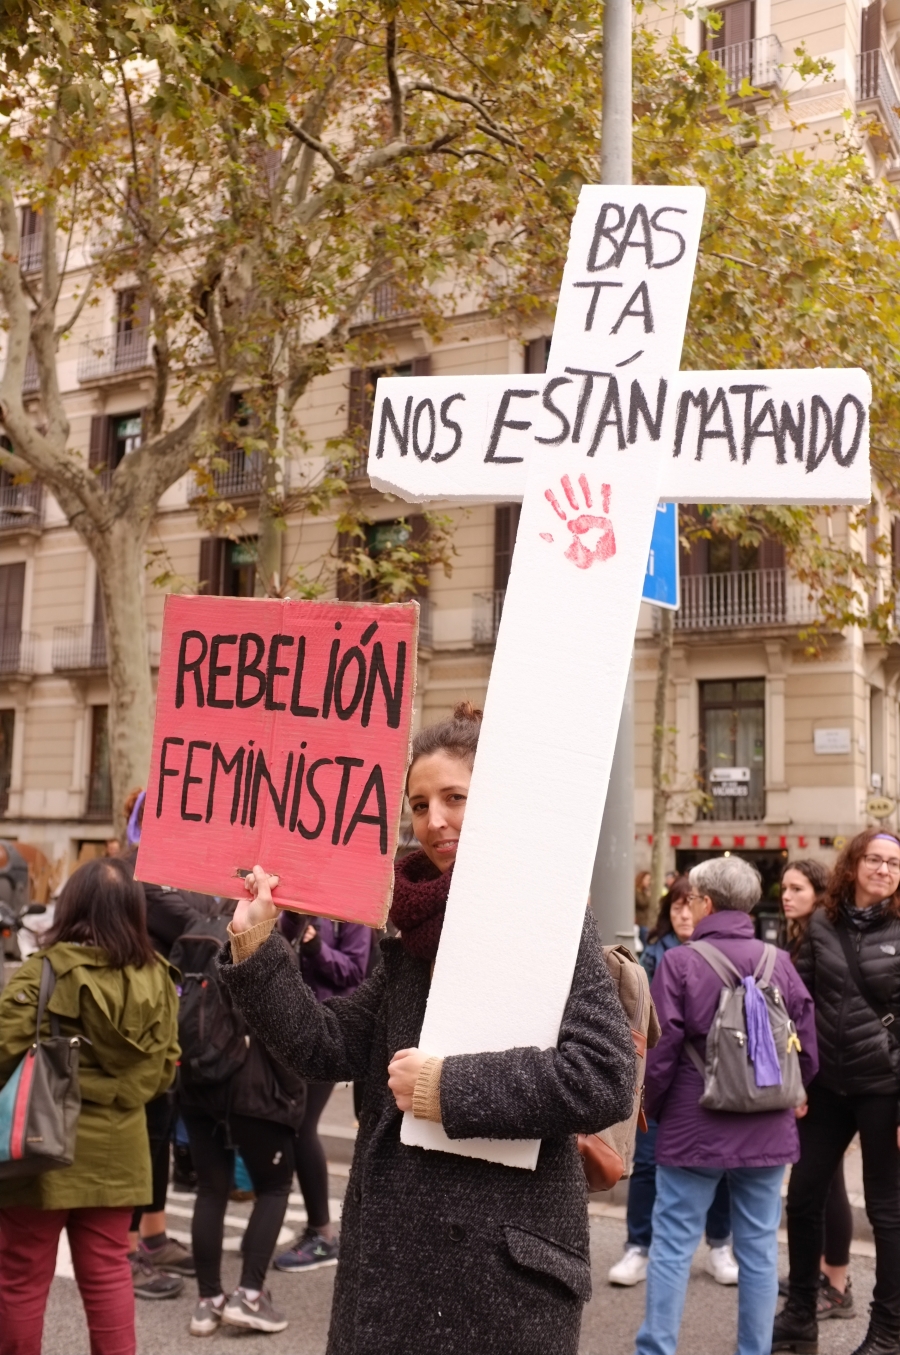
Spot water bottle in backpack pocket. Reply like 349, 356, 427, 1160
169, 917, 249, 1085
683, 940, 805, 1113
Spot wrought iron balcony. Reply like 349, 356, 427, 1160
673, 568, 817, 631
52, 624, 107, 672
77, 327, 151, 382
52, 624, 161, 673
708, 33, 783, 95
0, 480, 42, 533
473, 588, 506, 645
0, 631, 36, 676
188, 447, 268, 502
354, 282, 412, 327
857, 49, 900, 155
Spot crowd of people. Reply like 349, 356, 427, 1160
0, 701, 898, 1355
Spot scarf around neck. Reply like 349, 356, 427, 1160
841, 898, 891, 932
389, 850, 452, 962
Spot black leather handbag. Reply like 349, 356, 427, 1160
0, 957, 82, 1179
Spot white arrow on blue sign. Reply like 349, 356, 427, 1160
642, 502, 679, 610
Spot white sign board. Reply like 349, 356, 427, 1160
814, 727, 852, 755
368, 184, 872, 1170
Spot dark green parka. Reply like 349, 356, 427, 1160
0, 943, 180, 1209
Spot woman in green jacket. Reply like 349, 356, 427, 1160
0, 856, 180, 1355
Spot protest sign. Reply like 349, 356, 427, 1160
368, 184, 872, 1170
136, 595, 418, 927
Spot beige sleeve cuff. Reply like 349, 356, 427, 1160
227, 917, 276, 963
412, 1055, 444, 1123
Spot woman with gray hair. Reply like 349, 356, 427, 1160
633, 853, 818, 1355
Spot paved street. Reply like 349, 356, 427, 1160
42, 1202, 876, 1355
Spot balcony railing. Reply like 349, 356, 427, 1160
708, 33, 783, 95
77, 327, 151, 382
673, 568, 817, 631
189, 447, 268, 502
0, 480, 42, 533
354, 282, 412, 327
19, 232, 42, 275
473, 588, 506, 644
857, 49, 900, 154
52, 624, 161, 672
0, 631, 36, 676
52, 625, 107, 672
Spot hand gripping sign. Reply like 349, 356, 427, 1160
136, 597, 418, 927
369, 185, 871, 1170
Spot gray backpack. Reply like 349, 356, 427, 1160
684, 940, 805, 1114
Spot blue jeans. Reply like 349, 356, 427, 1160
634, 1164, 785, 1355
627, 1120, 732, 1251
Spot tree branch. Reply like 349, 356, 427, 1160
284, 118, 349, 181
386, 19, 404, 140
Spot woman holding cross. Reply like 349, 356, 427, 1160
217, 702, 635, 1355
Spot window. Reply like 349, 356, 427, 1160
494, 505, 521, 593
524, 337, 552, 373
198, 537, 258, 597
0, 710, 14, 815
20, 206, 41, 274
680, 507, 784, 576
703, 1, 754, 53
337, 517, 428, 603
88, 412, 143, 477
347, 358, 431, 440
699, 679, 765, 821
86, 706, 112, 819
113, 290, 150, 370
861, 1, 882, 54
0, 563, 25, 673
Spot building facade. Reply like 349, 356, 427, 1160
0, 0, 898, 889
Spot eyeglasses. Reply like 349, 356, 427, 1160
861, 855, 900, 874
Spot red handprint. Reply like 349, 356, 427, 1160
541, 474, 616, 569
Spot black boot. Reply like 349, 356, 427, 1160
772, 1297, 818, 1355
850, 1319, 900, 1355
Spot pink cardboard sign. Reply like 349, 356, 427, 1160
136, 596, 418, 926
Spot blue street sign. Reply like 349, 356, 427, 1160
643, 502, 679, 610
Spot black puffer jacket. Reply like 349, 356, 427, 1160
219, 909, 634, 1355
795, 907, 900, 1096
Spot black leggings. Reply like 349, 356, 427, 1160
824, 1162, 853, 1268
293, 1083, 334, 1231
182, 1110, 294, 1298
131, 1092, 177, 1232
787, 1081, 900, 1327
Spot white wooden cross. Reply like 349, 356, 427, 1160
368, 186, 871, 1169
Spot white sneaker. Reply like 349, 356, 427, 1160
705, 1243, 739, 1285
608, 1245, 649, 1286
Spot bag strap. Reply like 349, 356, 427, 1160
835, 924, 900, 1047
753, 943, 778, 986
687, 939, 744, 987
683, 1041, 707, 1077
36, 957, 60, 1042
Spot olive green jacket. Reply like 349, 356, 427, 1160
0, 943, 180, 1209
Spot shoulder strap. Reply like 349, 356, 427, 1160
835, 924, 900, 1046
754, 943, 778, 986
36, 956, 60, 1041
683, 1041, 707, 1076
687, 939, 744, 988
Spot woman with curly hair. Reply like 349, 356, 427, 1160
774, 831, 900, 1355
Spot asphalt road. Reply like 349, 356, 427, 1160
42, 1195, 876, 1355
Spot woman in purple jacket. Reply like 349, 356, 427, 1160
274, 915, 372, 1272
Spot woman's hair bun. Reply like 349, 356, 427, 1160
453, 701, 483, 724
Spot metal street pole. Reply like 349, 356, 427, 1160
591, 0, 636, 949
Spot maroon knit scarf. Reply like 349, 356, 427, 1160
389, 850, 452, 962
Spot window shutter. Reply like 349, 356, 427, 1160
199, 538, 226, 596
758, 537, 785, 571
347, 369, 367, 432
0, 563, 25, 633
412, 356, 432, 377
891, 519, 900, 575
725, 0, 753, 45
493, 505, 522, 592
88, 416, 109, 470
336, 530, 363, 602
862, 1, 882, 51
134, 292, 151, 331
525, 337, 552, 373
679, 505, 708, 576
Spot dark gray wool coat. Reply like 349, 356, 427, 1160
218, 909, 635, 1355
